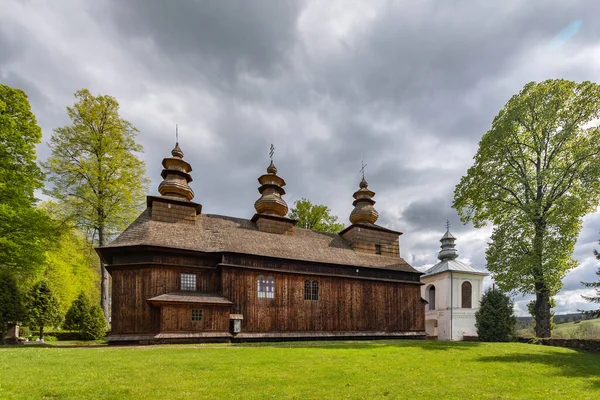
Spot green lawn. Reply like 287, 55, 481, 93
1, 340, 599, 399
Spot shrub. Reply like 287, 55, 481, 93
43, 335, 58, 342
63, 292, 91, 331
475, 288, 516, 342
81, 305, 107, 340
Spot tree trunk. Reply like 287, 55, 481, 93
99, 225, 109, 321
39, 325, 44, 340
534, 287, 551, 338
533, 216, 551, 338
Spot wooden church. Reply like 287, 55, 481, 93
96, 143, 426, 344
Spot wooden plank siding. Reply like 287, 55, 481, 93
160, 305, 230, 332
110, 266, 220, 334
221, 266, 425, 333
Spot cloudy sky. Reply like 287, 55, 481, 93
2, 0, 599, 315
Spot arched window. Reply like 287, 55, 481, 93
257, 275, 275, 299
304, 280, 319, 301
312, 280, 319, 301
428, 285, 436, 311
462, 281, 472, 308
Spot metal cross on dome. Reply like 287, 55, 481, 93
269, 144, 275, 160
176, 124, 179, 143
359, 155, 367, 179
446, 219, 451, 231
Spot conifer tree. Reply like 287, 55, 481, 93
0, 271, 26, 340
81, 305, 107, 340
475, 288, 516, 342
581, 242, 600, 317
63, 292, 92, 331
27, 280, 62, 339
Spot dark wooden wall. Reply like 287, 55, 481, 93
160, 305, 230, 332
110, 265, 220, 334
220, 266, 425, 333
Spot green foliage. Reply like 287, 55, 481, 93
41, 212, 99, 316
80, 305, 106, 340
0, 84, 55, 280
0, 271, 26, 339
288, 198, 345, 233
42, 335, 58, 342
454, 79, 600, 337
580, 242, 600, 317
64, 292, 92, 331
44, 89, 149, 317
475, 288, 517, 342
27, 280, 62, 339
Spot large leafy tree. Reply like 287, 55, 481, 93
44, 89, 149, 319
581, 240, 600, 318
0, 84, 54, 280
288, 198, 345, 233
27, 280, 62, 339
454, 79, 600, 338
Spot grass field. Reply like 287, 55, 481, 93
554, 318, 600, 334
1, 340, 599, 399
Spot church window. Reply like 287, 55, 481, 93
257, 275, 275, 299
428, 285, 436, 311
461, 281, 472, 308
304, 280, 319, 301
181, 273, 196, 291
375, 245, 382, 255
191, 309, 202, 321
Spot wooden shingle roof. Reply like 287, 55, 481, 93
105, 209, 418, 273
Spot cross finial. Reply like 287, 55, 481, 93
176, 124, 179, 144
359, 154, 367, 179
269, 144, 275, 160
446, 219, 451, 231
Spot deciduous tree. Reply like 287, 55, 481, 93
0, 84, 54, 280
44, 89, 149, 319
454, 79, 600, 337
288, 198, 345, 233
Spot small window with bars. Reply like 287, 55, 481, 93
304, 280, 319, 301
181, 273, 196, 291
257, 275, 275, 299
375, 244, 382, 255
191, 309, 202, 321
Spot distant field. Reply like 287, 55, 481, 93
1, 340, 599, 399
554, 317, 600, 332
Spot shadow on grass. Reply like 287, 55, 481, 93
231, 339, 481, 351
477, 349, 600, 388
